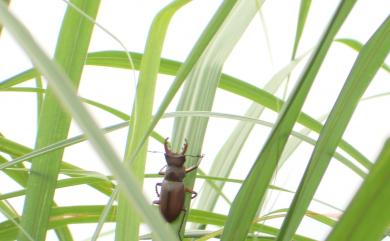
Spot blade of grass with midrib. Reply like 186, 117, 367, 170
221, 1, 357, 240
16, 1, 100, 241
277, 15, 390, 241
169, 0, 263, 237
115, 1, 190, 241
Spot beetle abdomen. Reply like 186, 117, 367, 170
159, 181, 185, 222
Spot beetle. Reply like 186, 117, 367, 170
153, 138, 199, 223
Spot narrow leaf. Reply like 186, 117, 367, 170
291, 0, 312, 59
169, 0, 264, 237
221, 1, 357, 240
277, 15, 390, 241
326, 138, 390, 241
115, 1, 190, 240
17, 1, 100, 240
336, 38, 390, 73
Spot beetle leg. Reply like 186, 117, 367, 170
158, 165, 167, 175
181, 138, 188, 154
185, 187, 197, 199
185, 165, 198, 173
152, 200, 160, 205
155, 182, 162, 197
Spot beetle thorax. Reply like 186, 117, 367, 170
164, 166, 185, 182
164, 154, 185, 167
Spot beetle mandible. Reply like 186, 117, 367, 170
153, 138, 198, 222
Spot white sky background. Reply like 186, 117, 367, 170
0, 0, 389, 240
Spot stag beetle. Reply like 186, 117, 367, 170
153, 138, 200, 223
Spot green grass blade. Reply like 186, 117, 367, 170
0, 206, 313, 241
0, 68, 39, 89
169, 0, 263, 237
1, 52, 372, 174
277, 15, 390, 241
115, 1, 190, 240
221, 1, 357, 240
291, 0, 311, 59
336, 38, 390, 73
84, 50, 373, 172
196, 52, 310, 218
128, 0, 239, 168
0, 103, 365, 181
326, 138, 390, 241
14, 1, 100, 240
0, 2, 179, 241
0, 204, 34, 241
34, 76, 43, 124
0, 153, 28, 186
0, 63, 372, 176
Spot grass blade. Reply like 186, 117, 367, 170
277, 15, 390, 241
336, 38, 390, 73
169, 0, 263, 237
221, 1, 357, 240
0, 2, 179, 241
326, 138, 390, 241
0, 52, 373, 176
115, 1, 190, 240
291, 0, 312, 59
195, 52, 310, 219
127, 0, 239, 170
84, 51, 374, 172
14, 1, 100, 240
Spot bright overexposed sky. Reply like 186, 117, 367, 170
0, 0, 389, 240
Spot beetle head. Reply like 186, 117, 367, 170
164, 138, 187, 167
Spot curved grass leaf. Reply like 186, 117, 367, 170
84, 51, 373, 171
115, 1, 191, 240
0, 88, 368, 183
0, 176, 112, 201
0, 108, 366, 180
0, 52, 375, 174
169, 0, 264, 237
127, 0, 240, 180
336, 38, 390, 73
195, 51, 310, 221
277, 15, 390, 241
221, 1, 358, 240
0, 2, 179, 241
0, 206, 314, 241
326, 138, 390, 241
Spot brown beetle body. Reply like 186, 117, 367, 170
153, 138, 198, 222
158, 181, 185, 222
